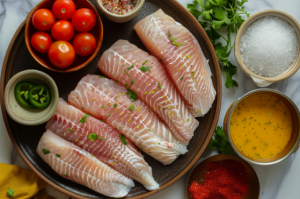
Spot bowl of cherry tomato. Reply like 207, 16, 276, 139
25, 0, 103, 73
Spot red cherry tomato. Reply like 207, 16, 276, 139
48, 41, 75, 69
73, 32, 96, 56
72, 8, 96, 32
32, 9, 56, 31
31, 31, 53, 53
52, 0, 76, 20
51, 20, 74, 41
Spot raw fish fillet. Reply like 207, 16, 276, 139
68, 75, 187, 165
46, 98, 158, 190
134, 9, 216, 117
36, 130, 134, 198
98, 40, 198, 144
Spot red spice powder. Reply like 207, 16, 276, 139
189, 160, 249, 199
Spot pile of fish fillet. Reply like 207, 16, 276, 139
36, 9, 216, 198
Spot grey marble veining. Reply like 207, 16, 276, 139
1, 0, 300, 198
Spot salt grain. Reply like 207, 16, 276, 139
240, 16, 298, 77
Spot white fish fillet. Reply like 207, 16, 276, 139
98, 40, 199, 144
46, 98, 158, 190
134, 9, 216, 117
36, 130, 134, 198
68, 75, 187, 165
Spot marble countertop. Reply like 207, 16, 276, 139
1, 0, 300, 198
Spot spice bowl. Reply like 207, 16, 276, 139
234, 9, 300, 87
25, 0, 103, 73
96, 0, 145, 23
4, 70, 59, 125
224, 88, 300, 166
186, 155, 260, 199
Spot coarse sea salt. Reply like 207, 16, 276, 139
240, 16, 298, 77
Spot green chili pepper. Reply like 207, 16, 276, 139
14, 81, 37, 109
28, 85, 51, 108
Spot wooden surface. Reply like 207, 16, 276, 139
0, 0, 222, 198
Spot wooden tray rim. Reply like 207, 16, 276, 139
0, 1, 222, 198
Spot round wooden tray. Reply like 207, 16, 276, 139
0, 0, 222, 198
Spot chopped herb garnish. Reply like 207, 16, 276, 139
92, 98, 96, 101
56, 154, 61, 157
42, 148, 50, 155
67, 128, 75, 131
79, 113, 90, 123
185, 55, 191, 58
88, 133, 105, 142
180, 76, 184, 80
124, 69, 130, 77
7, 188, 14, 198
129, 105, 135, 111
100, 119, 103, 122
115, 81, 119, 84
127, 65, 134, 70
119, 134, 128, 145
63, 174, 68, 176
125, 89, 138, 102
168, 30, 182, 47
139, 66, 152, 72
113, 103, 117, 108
101, 106, 106, 108
125, 83, 128, 87
99, 75, 105, 78
129, 79, 134, 88
142, 60, 148, 65
158, 81, 162, 89
107, 114, 111, 117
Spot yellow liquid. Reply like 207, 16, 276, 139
230, 94, 292, 159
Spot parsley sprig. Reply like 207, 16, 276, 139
209, 126, 234, 155
187, 0, 250, 88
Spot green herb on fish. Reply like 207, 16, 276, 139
168, 30, 182, 47
42, 148, 50, 155
119, 134, 128, 145
124, 69, 130, 77
158, 81, 162, 89
56, 154, 61, 157
67, 128, 75, 131
79, 113, 90, 123
88, 133, 105, 142
101, 106, 106, 108
139, 66, 152, 72
126, 89, 137, 102
129, 104, 135, 111
99, 75, 105, 78
113, 103, 117, 108
127, 65, 134, 70
180, 76, 184, 80
142, 60, 148, 65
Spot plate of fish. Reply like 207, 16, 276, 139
0, 0, 221, 198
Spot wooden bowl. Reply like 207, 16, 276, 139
234, 9, 300, 87
223, 89, 300, 166
96, 0, 145, 23
186, 155, 260, 199
25, 0, 103, 73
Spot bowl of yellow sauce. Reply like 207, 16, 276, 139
224, 89, 300, 165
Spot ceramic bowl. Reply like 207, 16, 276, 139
224, 88, 300, 166
234, 9, 300, 87
4, 70, 59, 125
96, 0, 145, 23
186, 155, 260, 199
25, 0, 103, 73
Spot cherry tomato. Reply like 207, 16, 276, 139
51, 20, 74, 41
73, 32, 96, 56
48, 41, 75, 69
72, 8, 96, 32
32, 9, 56, 31
31, 31, 53, 53
52, 0, 76, 20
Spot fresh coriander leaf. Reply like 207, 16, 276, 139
129, 79, 134, 88
129, 105, 135, 111
212, 20, 225, 30
125, 83, 128, 87
127, 65, 134, 70
168, 30, 182, 47
79, 113, 90, 123
42, 148, 50, 155
202, 9, 213, 20
209, 126, 234, 155
224, 71, 239, 88
113, 103, 117, 108
142, 60, 148, 65
7, 188, 14, 198
158, 81, 162, 89
56, 154, 61, 157
208, 138, 219, 150
187, 3, 202, 19
99, 75, 105, 78
215, 42, 229, 62
124, 69, 130, 77
100, 119, 103, 122
180, 76, 184, 80
119, 134, 128, 145
126, 89, 137, 102
107, 114, 111, 117
67, 128, 76, 131
88, 133, 105, 142
101, 106, 106, 108
63, 174, 68, 176
139, 66, 152, 72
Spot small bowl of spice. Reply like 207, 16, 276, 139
235, 9, 300, 87
186, 155, 260, 199
96, 0, 145, 23
224, 88, 300, 166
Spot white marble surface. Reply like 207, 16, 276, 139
1, 0, 300, 198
